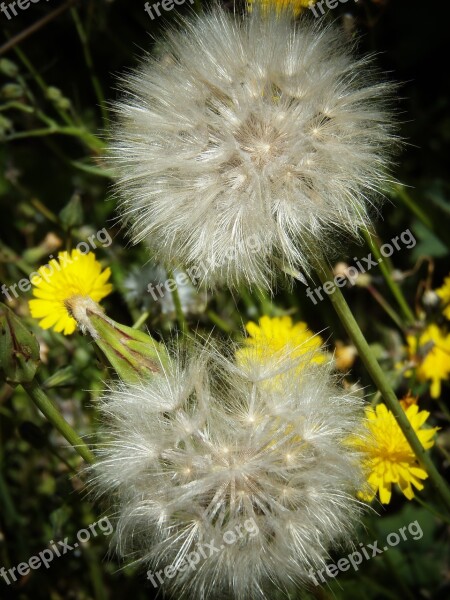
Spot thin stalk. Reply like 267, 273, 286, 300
47, 447, 77, 474
413, 495, 450, 526
70, 160, 114, 178
84, 545, 108, 600
30, 198, 59, 224
366, 284, 403, 329
0, 243, 34, 276
23, 380, 95, 464
255, 287, 275, 316
5, 125, 105, 150
13, 45, 74, 127
239, 286, 259, 314
0, 470, 23, 525
12, 46, 105, 152
0, 0, 77, 56
393, 185, 433, 230
436, 442, 450, 465
167, 270, 188, 335
132, 310, 150, 330
437, 399, 450, 423
365, 523, 416, 600
71, 7, 109, 127
370, 390, 382, 407
207, 309, 233, 334
316, 260, 450, 512
363, 229, 415, 325
0, 102, 35, 114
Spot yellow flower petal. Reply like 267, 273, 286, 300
237, 315, 326, 373
406, 324, 450, 399
28, 250, 112, 336
351, 396, 438, 505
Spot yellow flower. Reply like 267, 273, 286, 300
435, 274, 450, 320
335, 341, 357, 371
247, 0, 315, 17
406, 324, 450, 398
236, 315, 325, 369
354, 399, 438, 504
29, 250, 112, 335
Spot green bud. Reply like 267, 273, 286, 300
42, 366, 77, 389
46, 86, 63, 101
56, 97, 71, 111
46, 87, 71, 111
1, 83, 23, 100
59, 194, 83, 229
0, 114, 13, 137
65, 296, 167, 384
0, 58, 19, 78
0, 303, 40, 385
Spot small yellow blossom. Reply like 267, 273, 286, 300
335, 341, 358, 371
247, 0, 315, 17
237, 315, 325, 369
406, 324, 450, 398
354, 399, 438, 504
435, 274, 450, 320
29, 249, 112, 335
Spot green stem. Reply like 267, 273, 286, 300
167, 270, 188, 335
69, 160, 114, 178
0, 242, 34, 276
316, 260, 450, 512
12, 46, 105, 153
370, 390, 382, 407
239, 286, 259, 315
437, 399, 450, 423
132, 310, 150, 330
436, 442, 450, 465
71, 8, 109, 127
0, 101, 34, 114
30, 197, 59, 224
365, 523, 416, 600
84, 545, 108, 600
393, 184, 433, 230
363, 229, 415, 325
255, 287, 275, 316
0, 469, 23, 525
367, 284, 404, 329
5, 125, 105, 150
13, 45, 73, 127
23, 380, 95, 464
413, 495, 450, 526
207, 309, 233, 333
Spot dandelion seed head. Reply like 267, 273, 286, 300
111, 9, 398, 289
92, 342, 366, 598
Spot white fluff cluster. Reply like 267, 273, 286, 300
92, 343, 365, 599
111, 8, 397, 289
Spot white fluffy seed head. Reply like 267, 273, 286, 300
110, 8, 398, 289
91, 342, 366, 599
